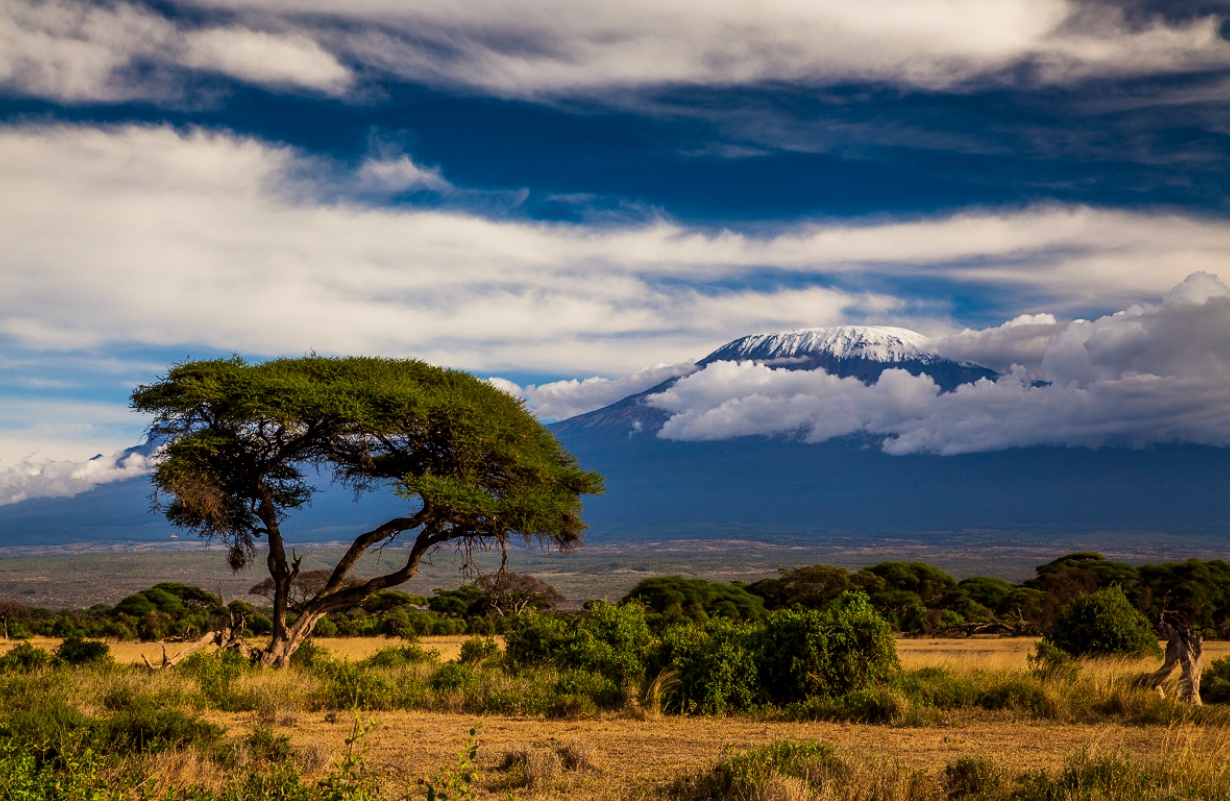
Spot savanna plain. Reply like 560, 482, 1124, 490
2, 633, 1230, 801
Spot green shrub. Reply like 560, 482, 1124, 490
656, 618, 761, 715
289, 638, 331, 670
1047, 586, 1161, 658
504, 603, 654, 704
622, 576, 766, 626
1028, 638, 1081, 682
53, 638, 111, 666
503, 612, 570, 665
550, 669, 616, 716
430, 662, 479, 693
98, 703, 222, 755
313, 616, 339, 637
362, 643, 439, 668
758, 592, 899, 704
180, 649, 254, 711
0, 642, 51, 672
1202, 656, 1230, 704
317, 661, 396, 710
458, 636, 501, 665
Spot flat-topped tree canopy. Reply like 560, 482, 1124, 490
131, 355, 603, 667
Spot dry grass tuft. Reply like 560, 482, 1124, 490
557, 738, 596, 772
500, 743, 564, 789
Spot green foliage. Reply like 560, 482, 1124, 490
758, 592, 900, 704
1202, 656, 1230, 704
361, 644, 440, 669
179, 649, 255, 711
53, 639, 111, 667
430, 663, 479, 694
622, 576, 766, 626
1047, 586, 1162, 658
131, 355, 604, 568
1137, 559, 1230, 633
747, 563, 882, 611
458, 637, 501, 665
0, 643, 51, 673
1028, 639, 1081, 683
504, 602, 654, 704
655, 618, 761, 715
428, 586, 486, 618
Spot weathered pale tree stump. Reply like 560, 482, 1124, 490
1133, 620, 1203, 705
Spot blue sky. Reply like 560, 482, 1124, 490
2, 0, 1230, 499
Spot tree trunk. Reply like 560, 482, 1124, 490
142, 609, 250, 669
1134, 621, 1203, 704
259, 610, 323, 669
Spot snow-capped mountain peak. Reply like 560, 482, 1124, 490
700, 325, 930, 365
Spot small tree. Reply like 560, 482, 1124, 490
249, 569, 363, 611
132, 356, 602, 667
0, 600, 30, 639
1046, 586, 1161, 659
473, 572, 564, 616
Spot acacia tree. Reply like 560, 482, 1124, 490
131, 356, 603, 668
474, 571, 565, 616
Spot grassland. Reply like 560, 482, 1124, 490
4, 635, 1228, 799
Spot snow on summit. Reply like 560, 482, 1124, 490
702, 326, 930, 365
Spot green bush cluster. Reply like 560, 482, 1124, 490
507, 592, 900, 716
1045, 586, 1162, 658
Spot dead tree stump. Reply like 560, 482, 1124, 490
1133, 620, 1203, 705
141, 609, 251, 670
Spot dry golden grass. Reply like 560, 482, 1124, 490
6, 634, 1230, 800
895, 636, 1230, 673
192, 709, 1229, 800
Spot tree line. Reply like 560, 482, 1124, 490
3, 551, 1227, 645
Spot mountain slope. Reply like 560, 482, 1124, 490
553, 325, 995, 440
547, 325, 1230, 540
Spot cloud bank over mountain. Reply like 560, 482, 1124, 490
644, 273, 1230, 454
3, 0, 1228, 104
0, 447, 151, 507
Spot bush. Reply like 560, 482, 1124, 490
179, 649, 254, 711
1047, 586, 1162, 658
656, 618, 761, 715
53, 637, 111, 666
1203, 656, 1230, 704
0, 642, 51, 672
430, 662, 479, 693
504, 603, 654, 705
362, 644, 439, 668
458, 636, 501, 665
1028, 638, 1081, 682
622, 576, 766, 626
757, 592, 899, 704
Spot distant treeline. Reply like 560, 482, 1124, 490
0, 552, 1227, 642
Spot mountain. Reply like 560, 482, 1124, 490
548, 325, 1230, 540
553, 325, 996, 439
1, 325, 1228, 548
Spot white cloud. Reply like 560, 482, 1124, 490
2, 0, 1228, 103
354, 154, 451, 194
2, 123, 1230, 378
927, 314, 1064, 379
0, 447, 151, 506
649, 273, 1230, 454
0, 0, 350, 102
180, 26, 351, 93
491, 361, 696, 419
